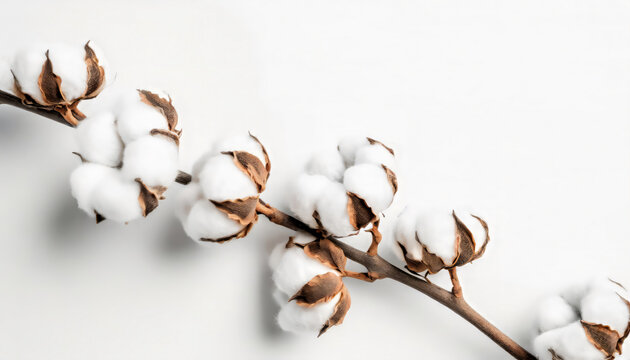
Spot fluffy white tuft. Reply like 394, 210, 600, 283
69, 163, 118, 216
183, 200, 243, 241
174, 182, 203, 222
288, 173, 333, 228
536, 296, 579, 333
315, 181, 355, 236
116, 103, 169, 144
272, 246, 338, 297
415, 210, 458, 265
198, 154, 258, 202
121, 134, 179, 188
354, 143, 396, 171
343, 163, 394, 213
0, 58, 13, 93
11, 45, 47, 104
393, 205, 423, 262
306, 149, 346, 182
581, 289, 630, 335
337, 136, 369, 167
277, 293, 340, 334
533, 322, 607, 360
90, 173, 142, 223
75, 112, 123, 167
212, 135, 267, 165
46, 43, 88, 101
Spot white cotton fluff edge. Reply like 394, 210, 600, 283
343, 163, 394, 213
11, 45, 47, 104
277, 293, 340, 334
337, 136, 369, 167
70, 163, 118, 216
393, 205, 423, 262
75, 112, 123, 167
536, 295, 579, 333
90, 173, 142, 223
116, 103, 169, 144
197, 153, 258, 202
212, 135, 267, 165
354, 143, 396, 172
306, 148, 346, 182
46, 43, 88, 101
0, 58, 13, 93
121, 134, 179, 188
453, 209, 488, 253
183, 200, 244, 241
272, 246, 339, 297
174, 182, 203, 223
414, 210, 458, 266
580, 289, 630, 335
288, 173, 334, 228
315, 181, 356, 236
533, 322, 607, 360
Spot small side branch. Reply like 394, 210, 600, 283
448, 268, 463, 298
0, 89, 71, 127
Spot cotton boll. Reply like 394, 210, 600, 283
11, 45, 47, 104
273, 289, 289, 307
354, 143, 396, 171
288, 173, 333, 228
91, 174, 142, 223
272, 246, 338, 297
70, 163, 118, 216
277, 293, 340, 334
415, 210, 458, 265
306, 149, 345, 181
121, 135, 179, 188
394, 205, 422, 262
75, 112, 123, 167
291, 232, 317, 246
343, 164, 394, 213
184, 200, 244, 241
581, 290, 630, 334
116, 103, 169, 144
533, 327, 563, 360
47, 43, 87, 101
315, 181, 356, 236
536, 296, 578, 333
338, 136, 369, 167
212, 135, 267, 165
198, 154, 258, 202
175, 182, 202, 222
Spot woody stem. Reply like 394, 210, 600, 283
448, 268, 463, 298
256, 201, 536, 360
1, 93, 535, 359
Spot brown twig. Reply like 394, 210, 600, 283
1, 91, 535, 359
256, 202, 536, 360
448, 267, 463, 298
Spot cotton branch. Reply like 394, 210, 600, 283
256, 201, 536, 360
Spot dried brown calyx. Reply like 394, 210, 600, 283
12, 42, 107, 126
580, 296, 630, 358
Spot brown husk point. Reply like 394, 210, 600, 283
580, 321, 622, 358
290, 272, 344, 307
319, 285, 351, 337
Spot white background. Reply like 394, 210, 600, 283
1, 1, 629, 359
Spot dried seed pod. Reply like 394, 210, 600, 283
289, 136, 397, 237
533, 277, 630, 360
177, 134, 270, 243
271, 241, 351, 336
393, 206, 490, 274
70, 88, 181, 223
10, 42, 109, 125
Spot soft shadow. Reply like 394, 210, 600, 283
153, 217, 201, 259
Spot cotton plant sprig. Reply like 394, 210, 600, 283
1, 42, 629, 360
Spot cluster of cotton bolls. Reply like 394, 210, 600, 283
533, 277, 630, 360
176, 134, 270, 243
269, 233, 351, 336
1, 41, 109, 125
70, 88, 181, 223
288, 136, 398, 237
393, 206, 489, 274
